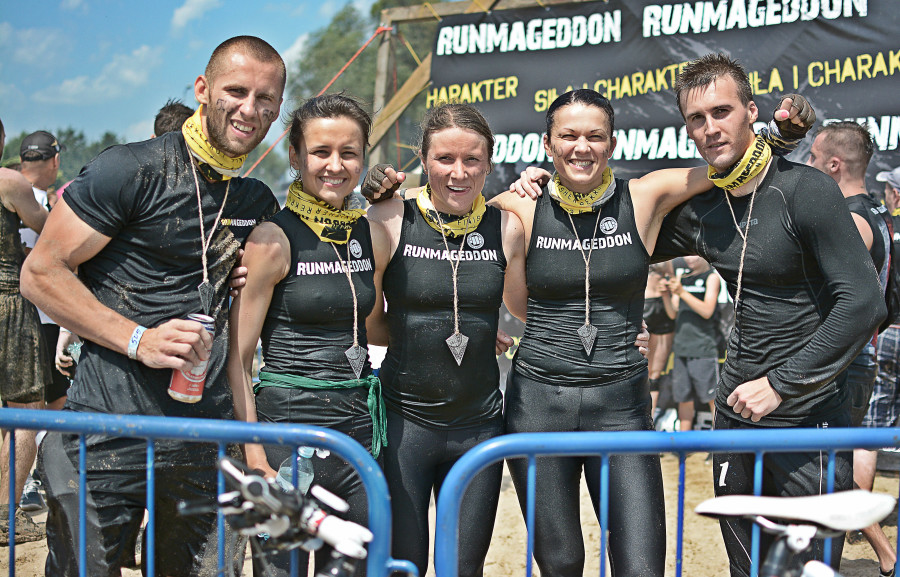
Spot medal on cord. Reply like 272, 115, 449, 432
330, 243, 367, 379
566, 210, 604, 354
189, 160, 230, 316
433, 210, 471, 366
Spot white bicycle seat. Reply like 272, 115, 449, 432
695, 490, 896, 531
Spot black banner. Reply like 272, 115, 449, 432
429, 0, 899, 382
429, 0, 899, 191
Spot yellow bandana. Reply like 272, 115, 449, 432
708, 135, 772, 191
547, 168, 616, 215
285, 181, 365, 244
416, 184, 486, 238
181, 105, 247, 181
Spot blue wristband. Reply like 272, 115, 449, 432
128, 325, 147, 360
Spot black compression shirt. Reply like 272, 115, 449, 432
63, 132, 279, 428
261, 209, 375, 381
380, 200, 506, 429
516, 180, 648, 386
655, 157, 885, 426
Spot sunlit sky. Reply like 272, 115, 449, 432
1, 0, 375, 145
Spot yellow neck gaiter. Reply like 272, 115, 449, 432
285, 181, 366, 244
708, 135, 772, 192
182, 105, 247, 181
547, 168, 616, 214
416, 184, 486, 238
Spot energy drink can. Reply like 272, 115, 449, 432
168, 313, 215, 403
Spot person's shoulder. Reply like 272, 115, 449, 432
775, 157, 834, 187
366, 195, 405, 224
0, 166, 29, 187
0, 167, 32, 202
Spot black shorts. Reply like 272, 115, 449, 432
712, 412, 852, 577
40, 323, 71, 403
38, 431, 227, 577
672, 356, 718, 404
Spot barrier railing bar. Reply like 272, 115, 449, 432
823, 448, 838, 567
217, 442, 227, 577
147, 439, 156, 577
78, 434, 86, 577
525, 455, 535, 577
676, 452, 686, 577
290, 443, 301, 577
751, 451, 763, 577
0, 409, 417, 577
434, 428, 900, 577
598, 454, 609, 577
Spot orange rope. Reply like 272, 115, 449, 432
244, 26, 393, 178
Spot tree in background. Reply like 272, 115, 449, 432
1, 129, 122, 189
288, 0, 438, 175
1, 127, 290, 198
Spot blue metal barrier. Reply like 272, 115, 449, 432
434, 428, 900, 577
0, 408, 417, 577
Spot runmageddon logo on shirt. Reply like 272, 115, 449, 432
536, 232, 633, 251
402, 244, 499, 262
296, 258, 373, 276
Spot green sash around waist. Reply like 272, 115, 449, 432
255, 371, 386, 458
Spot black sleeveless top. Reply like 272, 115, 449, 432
261, 208, 376, 381
845, 194, 891, 290
380, 199, 507, 429
516, 179, 648, 386
672, 268, 719, 358
643, 297, 675, 335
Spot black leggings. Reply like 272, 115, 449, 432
383, 411, 503, 577
712, 411, 852, 577
505, 369, 666, 577
254, 386, 375, 577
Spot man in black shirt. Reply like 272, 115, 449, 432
810, 125, 897, 577
21, 36, 284, 576
656, 54, 885, 577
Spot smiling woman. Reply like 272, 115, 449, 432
227, 93, 387, 577
365, 102, 528, 577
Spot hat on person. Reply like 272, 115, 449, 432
20, 131, 65, 161
876, 166, 900, 190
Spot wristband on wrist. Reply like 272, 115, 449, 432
128, 325, 147, 360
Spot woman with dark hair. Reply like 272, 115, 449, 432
489, 89, 813, 576
366, 102, 527, 577
228, 93, 388, 576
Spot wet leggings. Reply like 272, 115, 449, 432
254, 386, 374, 577
712, 411, 852, 577
505, 369, 666, 577
383, 411, 504, 577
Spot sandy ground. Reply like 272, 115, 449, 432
2, 451, 896, 577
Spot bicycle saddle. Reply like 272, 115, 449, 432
695, 490, 896, 531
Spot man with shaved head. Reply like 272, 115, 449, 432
21, 36, 284, 575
